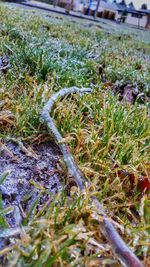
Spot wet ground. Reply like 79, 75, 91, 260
0, 140, 62, 228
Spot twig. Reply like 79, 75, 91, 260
41, 87, 92, 189
41, 87, 143, 267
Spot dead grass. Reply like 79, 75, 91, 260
0, 3, 149, 266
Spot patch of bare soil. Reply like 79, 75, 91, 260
112, 84, 139, 104
0, 141, 62, 228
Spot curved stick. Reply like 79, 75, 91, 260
41, 87, 92, 189
41, 87, 143, 267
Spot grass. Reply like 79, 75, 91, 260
0, 3, 150, 266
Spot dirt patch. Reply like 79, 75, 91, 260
112, 84, 139, 104
102, 82, 140, 104
0, 141, 62, 227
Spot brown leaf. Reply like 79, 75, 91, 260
103, 81, 113, 89
114, 164, 150, 193
138, 176, 150, 193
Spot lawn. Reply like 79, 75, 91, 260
0, 3, 150, 266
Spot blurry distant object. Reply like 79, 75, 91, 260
115, 0, 150, 28
1, 0, 27, 2
83, 0, 117, 20
94, 0, 101, 18
4, 0, 150, 29
141, 3, 147, 10
82, 0, 150, 28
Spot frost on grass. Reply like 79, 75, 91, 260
0, 3, 149, 266
0, 141, 62, 226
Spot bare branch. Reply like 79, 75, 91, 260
41, 87, 143, 267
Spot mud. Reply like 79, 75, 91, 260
0, 141, 62, 227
